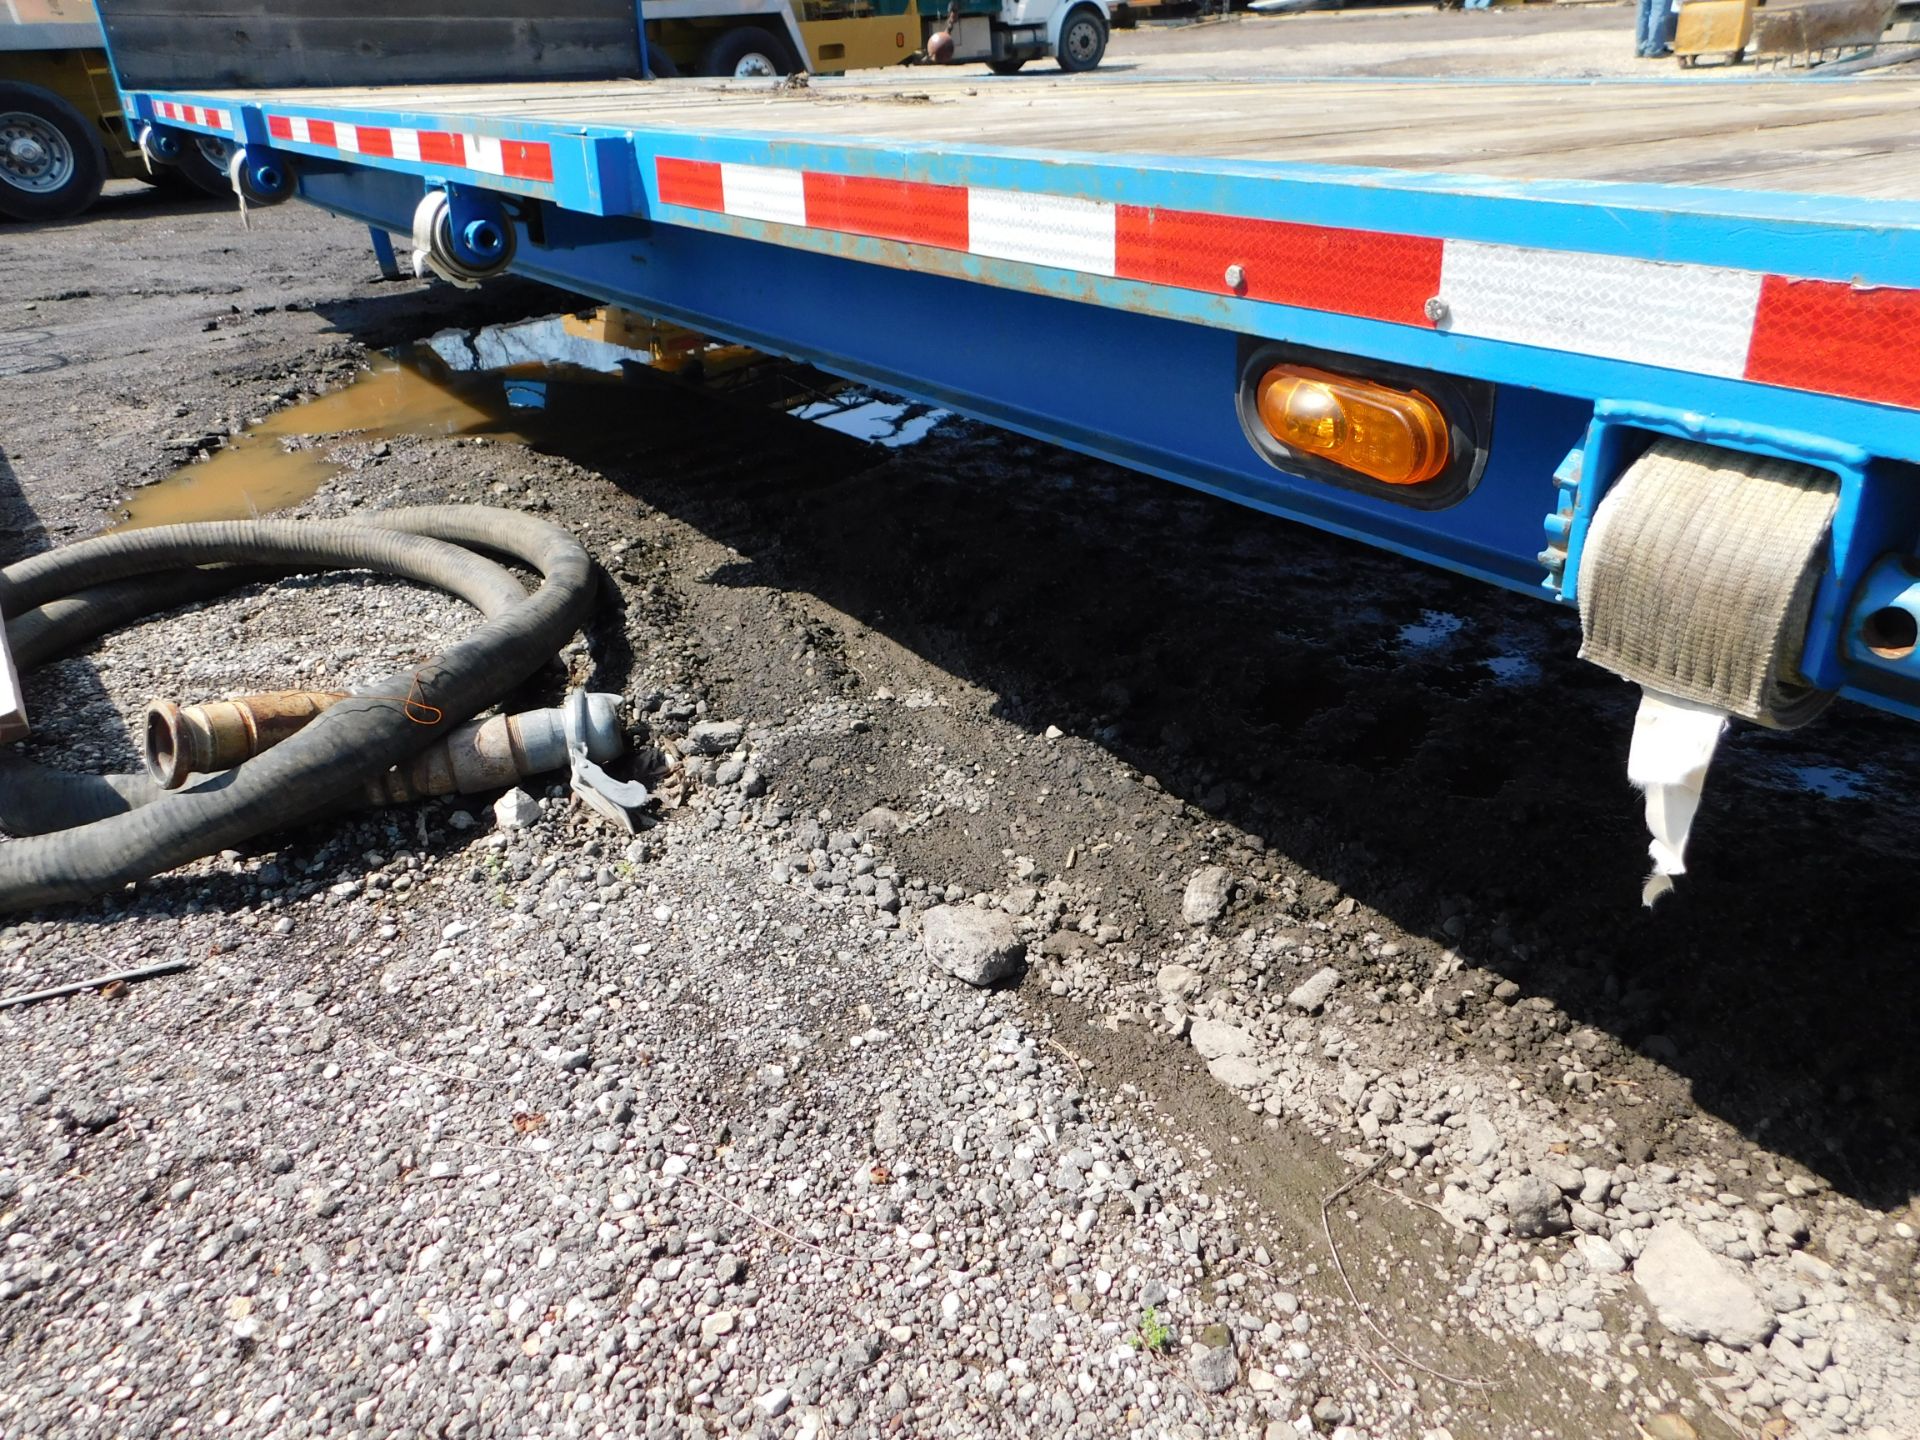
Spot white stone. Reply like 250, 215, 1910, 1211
493, 788, 541, 829
1181, 866, 1233, 926
920, 906, 1024, 987
1189, 1019, 1255, 1060
1574, 1234, 1626, 1275
1207, 1055, 1265, 1089
1156, 963, 1204, 1000
1287, 967, 1340, 1013
1633, 1223, 1775, 1348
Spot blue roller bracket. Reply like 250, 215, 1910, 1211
234, 147, 295, 206
137, 123, 182, 165
439, 186, 518, 276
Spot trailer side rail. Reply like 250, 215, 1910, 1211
118, 79, 1920, 723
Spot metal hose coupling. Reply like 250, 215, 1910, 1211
367, 692, 626, 805
143, 690, 633, 811
144, 690, 345, 789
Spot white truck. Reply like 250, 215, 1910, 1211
920, 0, 1112, 75
641, 0, 1111, 79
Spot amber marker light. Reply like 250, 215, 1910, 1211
1255, 364, 1451, 486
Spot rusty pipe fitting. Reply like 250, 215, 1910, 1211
143, 690, 345, 789
143, 686, 624, 803
364, 694, 624, 805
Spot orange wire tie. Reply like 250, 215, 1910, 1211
358, 671, 444, 726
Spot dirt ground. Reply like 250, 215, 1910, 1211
5, 8, 1920, 1440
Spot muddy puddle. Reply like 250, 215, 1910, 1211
116, 310, 950, 529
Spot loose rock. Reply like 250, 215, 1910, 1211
920, 905, 1025, 987
493, 788, 541, 829
1181, 866, 1233, 926
1189, 1018, 1255, 1060
1494, 1174, 1565, 1237
1288, 966, 1341, 1013
1155, 963, 1203, 1000
1574, 1234, 1627, 1275
1207, 1055, 1264, 1089
1190, 1341, 1239, 1394
686, 719, 744, 755
1633, 1223, 1776, 1348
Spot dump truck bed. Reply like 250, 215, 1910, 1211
170, 70, 1917, 198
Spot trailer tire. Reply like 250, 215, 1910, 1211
177, 138, 235, 197
987, 58, 1028, 74
144, 138, 231, 199
1055, 7, 1108, 71
701, 27, 798, 78
0, 83, 106, 223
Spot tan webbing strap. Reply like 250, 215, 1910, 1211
1578, 436, 1838, 730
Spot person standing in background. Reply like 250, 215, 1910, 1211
1635, 0, 1678, 55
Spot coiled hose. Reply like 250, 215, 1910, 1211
0, 507, 595, 912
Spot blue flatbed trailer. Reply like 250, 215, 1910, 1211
92, 4, 1920, 738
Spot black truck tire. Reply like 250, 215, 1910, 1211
142, 138, 231, 199
987, 58, 1028, 74
701, 27, 798, 78
1055, 7, 1108, 71
0, 82, 106, 222
173, 139, 233, 197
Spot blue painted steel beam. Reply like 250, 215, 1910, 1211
643, 204, 1920, 467
298, 165, 1591, 596
367, 225, 404, 281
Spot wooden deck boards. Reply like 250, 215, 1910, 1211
199, 71, 1920, 198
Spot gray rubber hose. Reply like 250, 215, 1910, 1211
0, 507, 595, 911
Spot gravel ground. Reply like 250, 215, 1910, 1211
6, 14, 1920, 1440
1114, 4, 1683, 79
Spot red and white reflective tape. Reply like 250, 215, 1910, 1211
154, 100, 231, 132
655, 156, 1920, 413
263, 114, 554, 185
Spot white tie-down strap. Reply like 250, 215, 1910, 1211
0, 613, 27, 744
1578, 437, 1838, 903
227, 146, 250, 228
1626, 690, 1727, 906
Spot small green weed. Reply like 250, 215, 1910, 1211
1132, 1306, 1172, 1353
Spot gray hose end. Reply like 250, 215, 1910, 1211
582, 693, 625, 762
